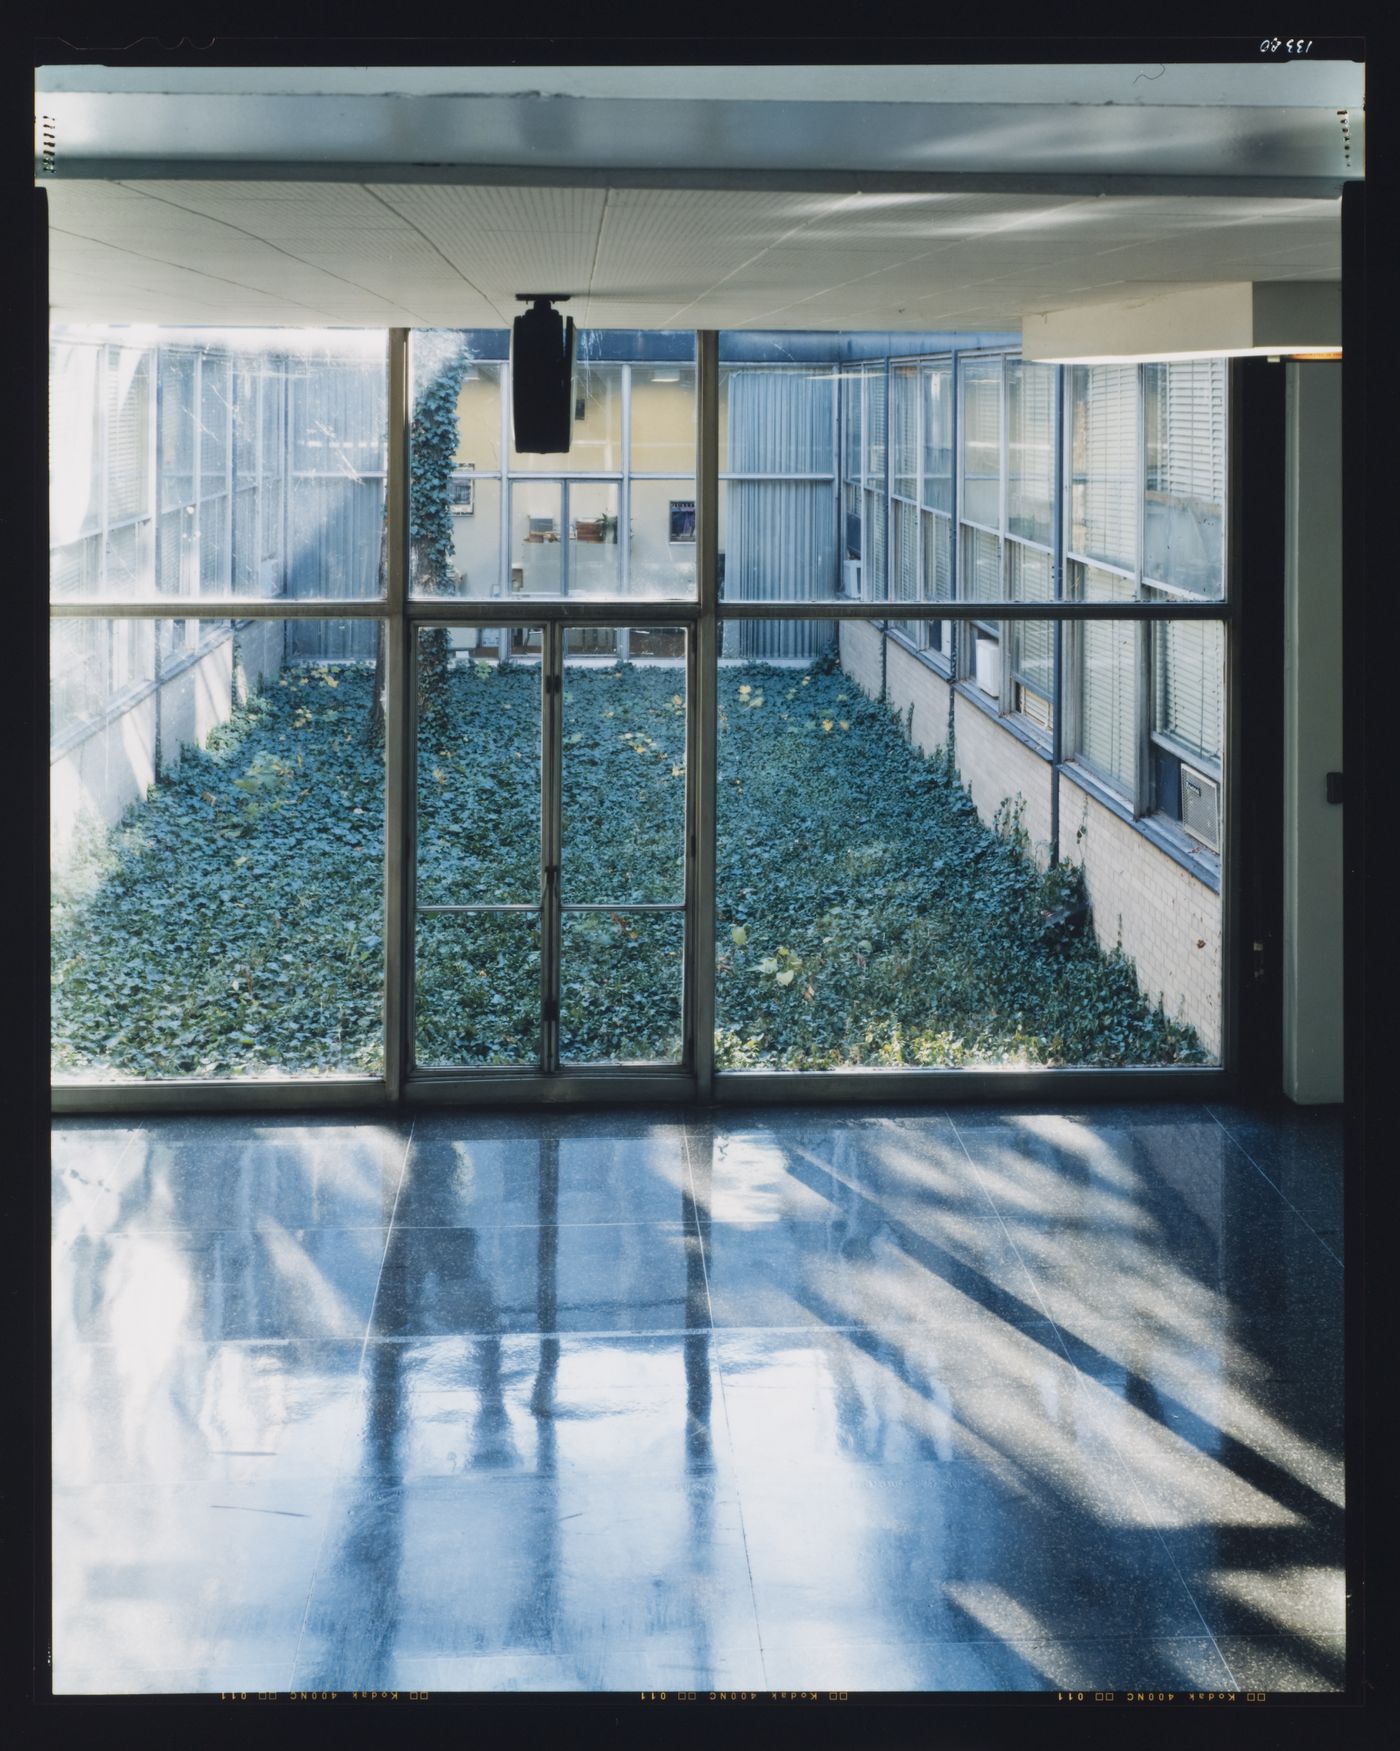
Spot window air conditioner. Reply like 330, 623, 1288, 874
1180, 763, 1221, 852
843, 558, 863, 599
974, 633, 1001, 698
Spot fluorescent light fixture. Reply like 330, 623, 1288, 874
1022, 282, 1341, 364
650, 367, 681, 383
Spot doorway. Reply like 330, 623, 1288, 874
411, 622, 694, 1079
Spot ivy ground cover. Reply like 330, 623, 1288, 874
51, 654, 1205, 1078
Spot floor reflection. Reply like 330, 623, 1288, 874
52, 1103, 1345, 1695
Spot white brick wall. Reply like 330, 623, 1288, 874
838, 621, 1223, 1058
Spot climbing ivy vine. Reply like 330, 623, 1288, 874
52, 654, 1206, 1079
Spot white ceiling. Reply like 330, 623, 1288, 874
37, 61, 1361, 333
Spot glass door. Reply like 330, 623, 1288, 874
559, 626, 689, 1066
412, 621, 690, 1075
413, 623, 546, 1069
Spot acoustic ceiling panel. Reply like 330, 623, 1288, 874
44, 177, 1343, 332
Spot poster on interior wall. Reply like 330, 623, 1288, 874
449, 472, 475, 514
669, 499, 696, 541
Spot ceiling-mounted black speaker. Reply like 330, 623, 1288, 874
512, 295, 576, 454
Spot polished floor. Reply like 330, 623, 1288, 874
50, 1101, 1345, 1695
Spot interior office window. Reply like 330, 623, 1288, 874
1007, 360, 1055, 546
921, 359, 953, 655
720, 365, 837, 604
841, 366, 863, 592
1069, 364, 1138, 573
1144, 359, 1226, 599
1071, 564, 1137, 794
197, 353, 231, 592
630, 361, 697, 594
957, 354, 1007, 691
231, 363, 259, 593
1143, 359, 1227, 845
1008, 543, 1053, 733
157, 351, 196, 595
1151, 608, 1225, 851
105, 346, 151, 525
890, 365, 920, 633
630, 360, 695, 473
454, 359, 505, 472
259, 364, 285, 571
862, 365, 887, 597
962, 524, 1003, 698
960, 356, 1001, 531
511, 358, 622, 472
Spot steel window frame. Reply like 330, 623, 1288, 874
50, 326, 1234, 1114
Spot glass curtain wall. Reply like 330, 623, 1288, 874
50, 327, 388, 1084
50, 324, 1231, 1101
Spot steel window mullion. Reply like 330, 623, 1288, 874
419, 903, 539, 915
1134, 363, 1152, 818
541, 621, 563, 1074
561, 902, 685, 914
384, 328, 411, 1100
831, 367, 841, 608
1051, 364, 1066, 863
692, 331, 719, 1100
621, 365, 632, 603
49, 597, 388, 619
49, 599, 1229, 624
715, 599, 1229, 621
999, 358, 1011, 714
498, 357, 511, 601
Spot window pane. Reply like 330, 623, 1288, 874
1144, 359, 1226, 598
509, 359, 623, 472
159, 352, 196, 515
629, 480, 697, 596
416, 912, 541, 1068
921, 360, 952, 513
892, 499, 918, 604
51, 617, 384, 1081
1153, 612, 1224, 762
1009, 543, 1054, 722
842, 368, 862, 482
719, 480, 839, 602
561, 912, 684, 1064
45, 327, 389, 604
721, 365, 835, 475
106, 347, 151, 524
49, 337, 104, 541
416, 628, 541, 908
562, 632, 687, 905
453, 360, 504, 472
1069, 364, 1138, 571
959, 356, 1001, 529
892, 364, 918, 500
567, 482, 623, 595
922, 512, 951, 602
509, 481, 564, 595
630, 362, 696, 473
863, 488, 886, 598
963, 525, 1002, 602
1070, 567, 1138, 793
716, 618, 1216, 1066
199, 355, 230, 494
1007, 360, 1055, 546
446, 476, 502, 598
860, 365, 886, 485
